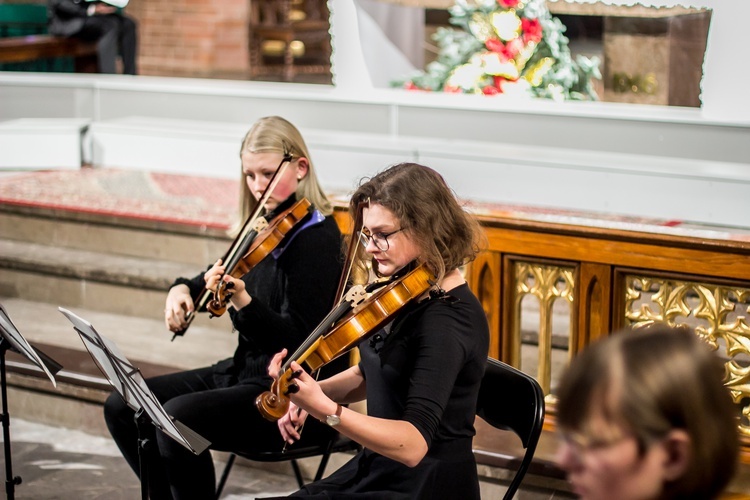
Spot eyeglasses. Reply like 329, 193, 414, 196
559, 430, 635, 457
360, 227, 405, 251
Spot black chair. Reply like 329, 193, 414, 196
476, 357, 546, 500
215, 432, 360, 499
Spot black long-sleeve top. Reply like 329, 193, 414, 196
172, 196, 345, 387
301, 283, 490, 499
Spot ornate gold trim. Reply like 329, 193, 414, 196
514, 261, 575, 395
625, 275, 750, 435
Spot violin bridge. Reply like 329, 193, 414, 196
251, 218, 269, 232
344, 285, 367, 307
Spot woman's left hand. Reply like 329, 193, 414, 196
268, 349, 287, 379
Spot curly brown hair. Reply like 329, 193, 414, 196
349, 162, 486, 284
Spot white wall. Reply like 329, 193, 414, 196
0, 72, 747, 229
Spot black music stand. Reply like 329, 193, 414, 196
0, 303, 62, 500
58, 307, 210, 500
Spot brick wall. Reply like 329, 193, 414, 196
0, 0, 250, 76
126, 0, 249, 77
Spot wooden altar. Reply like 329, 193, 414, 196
332, 202, 750, 460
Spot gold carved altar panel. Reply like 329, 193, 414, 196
511, 260, 575, 396
622, 274, 750, 436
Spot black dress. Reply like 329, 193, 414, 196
282, 283, 490, 500
103, 195, 348, 499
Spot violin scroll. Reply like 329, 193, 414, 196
256, 377, 292, 421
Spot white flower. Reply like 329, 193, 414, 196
502, 79, 533, 98
479, 52, 519, 79
491, 11, 522, 41
446, 62, 485, 90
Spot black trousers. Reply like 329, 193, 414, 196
77, 13, 137, 74
103, 366, 338, 500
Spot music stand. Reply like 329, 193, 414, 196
0, 303, 62, 500
58, 307, 210, 500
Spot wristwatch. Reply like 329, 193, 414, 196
325, 404, 343, 427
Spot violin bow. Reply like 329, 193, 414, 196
280, 200, 368, 446
280, 202, 368, 374
333, 199, 368, 304
172, 151, 294, 340
220, 151, 294, 276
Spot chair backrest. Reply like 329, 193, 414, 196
476, 357, 545, 500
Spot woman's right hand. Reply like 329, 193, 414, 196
278, 401, 309, 445
164, 284, 194, 333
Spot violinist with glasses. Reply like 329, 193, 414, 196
265, 162, 490, 499
103, 116, 348, 499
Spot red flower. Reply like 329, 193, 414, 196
497, 0, 520, 7
503, 38, 524, 59
522, 18, 542, 43
482, 85, 501, 95
404, 82, 432, 92
486, 38, 504, 54
486, 38, 522, 61
443, 85, 462, 93
493, 76, 506, 89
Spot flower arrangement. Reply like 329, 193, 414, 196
393, 0, 600, 101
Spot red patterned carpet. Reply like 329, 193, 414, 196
1, 167, 748, 243
0, 168, 238, 229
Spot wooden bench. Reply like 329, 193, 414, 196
0, 34, 97, 72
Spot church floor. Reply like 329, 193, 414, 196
0, 417, 571, 499
0, 418, 300, 499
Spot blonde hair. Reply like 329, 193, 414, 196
349, 162, 486, 284
231, 116, 332, 236
557, 324, 739, 500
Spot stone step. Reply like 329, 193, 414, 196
0, 237, 207, 319
0, 203, 231, 267
0, 172, 243, 318
1, 296, 236, 433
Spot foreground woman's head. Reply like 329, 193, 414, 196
555, 324, 739, 500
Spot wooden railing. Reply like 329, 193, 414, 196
334, 202, 750, 461
464, 206, 750, 457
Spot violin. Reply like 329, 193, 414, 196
255, 263, 435, 422
207, 198, 313, 317
172, 153, 295, 339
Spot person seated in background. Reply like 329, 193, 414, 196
47, 0, 137, 74
555, 324, 739, 500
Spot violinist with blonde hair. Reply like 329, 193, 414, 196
265, 162, 490, 499
103, 116, 348, 499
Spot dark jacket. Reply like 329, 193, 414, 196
47, 0, 90, 36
